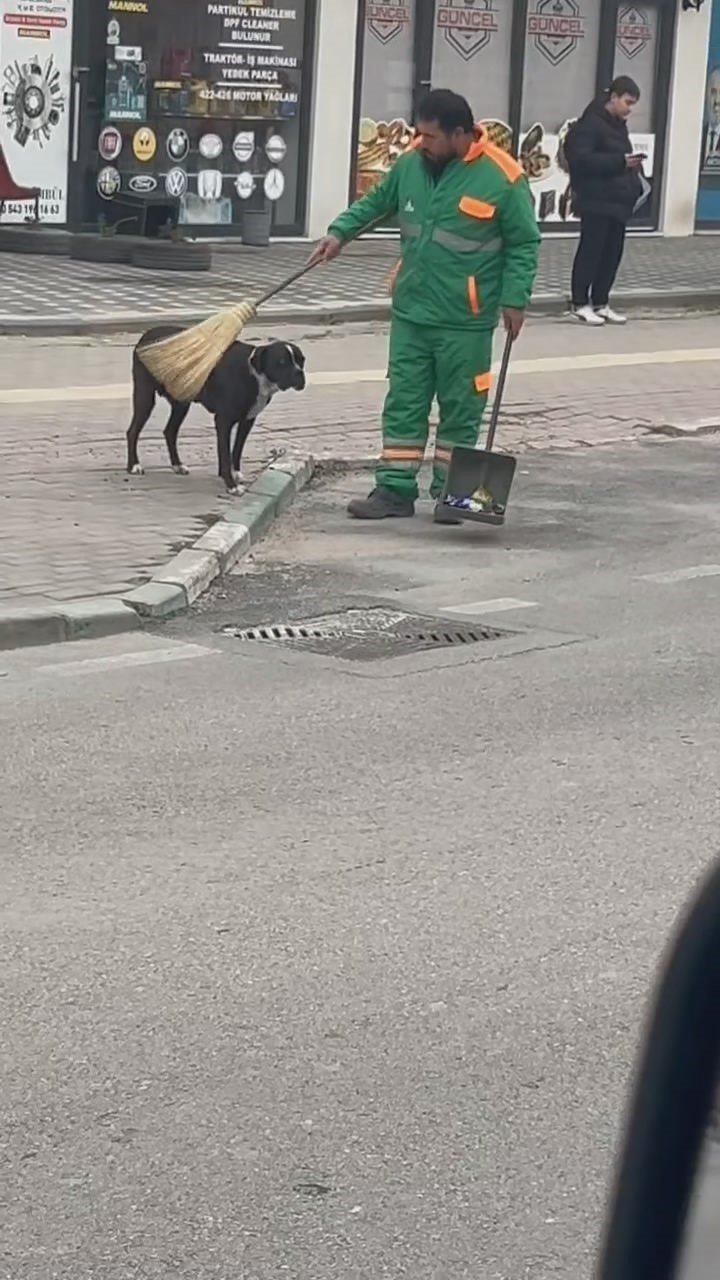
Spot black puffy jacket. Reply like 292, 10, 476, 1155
565, 99, 642, 222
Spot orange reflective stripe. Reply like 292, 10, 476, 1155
474, 372, 492, 394
467, 276, 480, 315
485, 142, 523, 184
382, 447, 424, 460
459, 196, 496, 220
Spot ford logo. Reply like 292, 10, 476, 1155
129, 174, 158, 193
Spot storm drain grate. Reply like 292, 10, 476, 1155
222, 607, 511, 662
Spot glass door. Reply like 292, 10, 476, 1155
612, 0, 665, 226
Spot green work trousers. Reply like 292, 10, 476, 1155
377, 317, 494, 501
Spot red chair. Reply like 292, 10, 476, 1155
0, 145, 40, 222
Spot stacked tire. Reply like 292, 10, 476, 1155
130, 240, 212, 272
0, 226, 70, 255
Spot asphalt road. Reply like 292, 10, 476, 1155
3, 439, 720, 1279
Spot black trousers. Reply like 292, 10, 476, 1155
571, 214, 626, 308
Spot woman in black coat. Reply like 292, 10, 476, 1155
565, 76, 644, 326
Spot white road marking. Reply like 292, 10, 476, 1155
5, 345, 720, 404
639, 564, 720, 584
35, 643, 218, 677
442, 598, 539, 615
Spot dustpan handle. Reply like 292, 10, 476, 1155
484, 331, 514, 453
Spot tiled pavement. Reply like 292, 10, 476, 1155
1, 234, 720, 327
1, 323, 719, 613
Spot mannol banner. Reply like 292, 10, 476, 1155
0, 0, 74, 222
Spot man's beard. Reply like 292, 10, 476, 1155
422, 152, 451, 175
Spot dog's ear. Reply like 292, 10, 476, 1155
252, 344, 271, 376
290, 343, 305, 369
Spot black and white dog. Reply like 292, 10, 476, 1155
126, 328, 306, 494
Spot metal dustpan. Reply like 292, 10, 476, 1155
438, 332, 516, 526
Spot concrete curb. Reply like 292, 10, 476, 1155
0, 454, 315, 651
1, 287, 719, 336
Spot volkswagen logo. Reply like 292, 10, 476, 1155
129, 173, 158, 193
165, 167, 188, 198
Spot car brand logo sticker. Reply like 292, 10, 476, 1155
166, 128, 190, 161
234, 172, 255, 199
97, 166, 121, 199
199, 132, 223, 160
132, 126, 157, 161
165, 167, 188, 198
129, 173, 158, 193
98, 126, 122, 161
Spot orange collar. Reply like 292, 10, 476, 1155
463, 126, 488, 163
411, 124, 487, 162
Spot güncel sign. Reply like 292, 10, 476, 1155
0, 0, 74, 222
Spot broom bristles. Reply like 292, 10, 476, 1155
137, 299, 258, 403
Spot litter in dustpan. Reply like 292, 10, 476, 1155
437, 331, 517, 527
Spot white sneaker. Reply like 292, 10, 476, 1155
596, 306, 627, 325
572, 304, 605, 326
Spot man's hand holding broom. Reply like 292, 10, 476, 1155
307, 234, 342, 268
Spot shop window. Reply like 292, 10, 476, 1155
613, 3, 658, 133
429, 0, 513, 126
98, 0, 308, 229
520, 0, 602, 221
354, 1, 417, 200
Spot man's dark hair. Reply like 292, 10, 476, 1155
608, 75, 640, 100
416, 88, 474, 134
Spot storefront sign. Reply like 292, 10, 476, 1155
202, 1, 300, 111
436, 0, 499, 60
527, 0, 586, 66
615, 6, 652, 60
367, 3, 411, 45
0, 0, 74, 223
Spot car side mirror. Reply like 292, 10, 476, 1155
596, 861, 720, 1279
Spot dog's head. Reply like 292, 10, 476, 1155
255, 341, 306, 392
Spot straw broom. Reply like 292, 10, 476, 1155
137, 262, 317, 404
137, 213, 393, 403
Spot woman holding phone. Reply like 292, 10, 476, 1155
565, 76, 643, 326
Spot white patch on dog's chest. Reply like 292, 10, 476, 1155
247, 373, 278, 420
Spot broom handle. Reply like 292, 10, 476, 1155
484, 331, 514, 453
255, 262, 318, 308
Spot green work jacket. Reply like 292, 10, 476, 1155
329, 130, 541, 331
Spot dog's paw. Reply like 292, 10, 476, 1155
232, 469, 247, 485
172, 464, 190, 476
129, 464, 144, 476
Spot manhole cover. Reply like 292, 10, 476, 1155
222, 607, 511, 662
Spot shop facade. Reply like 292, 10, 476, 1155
0, 0, 317, 235
352, 0, 674, 227
0, 0, 714, 238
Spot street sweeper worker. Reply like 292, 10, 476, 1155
307, 88, 540, 521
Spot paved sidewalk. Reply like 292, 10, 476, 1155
1, 234, 720, 331
1, 316, 719, 619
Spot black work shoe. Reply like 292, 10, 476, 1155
433, 501, 462, 525
347, 487, 415, 520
